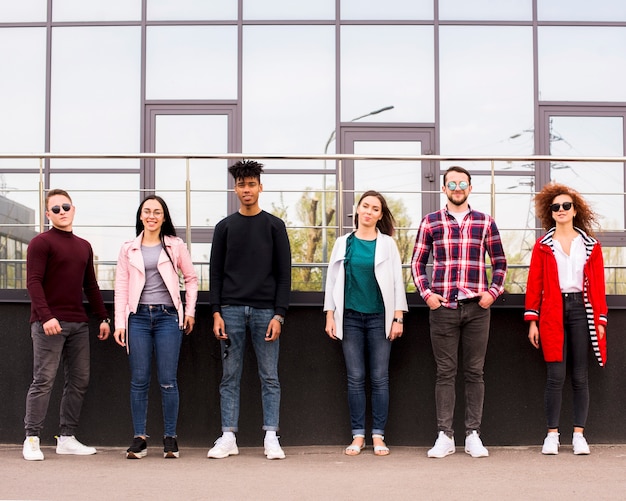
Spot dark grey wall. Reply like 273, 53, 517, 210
2, 302, 625, 448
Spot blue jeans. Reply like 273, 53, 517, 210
24, 321, 90, 436
219, 306, 280, 432
128, 304, 182, 438
429, 301, 491, 436
545, 293, 590, 429
342, 309, 391, 436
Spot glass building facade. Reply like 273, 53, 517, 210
1, 0, 626, 299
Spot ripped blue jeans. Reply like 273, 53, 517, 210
128, 304, 182, 437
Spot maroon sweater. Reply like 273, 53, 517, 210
27, 227, 108, 324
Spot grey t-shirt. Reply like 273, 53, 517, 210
139, 244, 174, 306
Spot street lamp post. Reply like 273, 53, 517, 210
321, 105, 394, 283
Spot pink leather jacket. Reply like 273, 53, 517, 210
114, 233, 198, 332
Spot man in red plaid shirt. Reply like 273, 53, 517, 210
411, 166, 507, 459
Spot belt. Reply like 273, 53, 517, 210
458, 296, 480, 304
562, 292, 582, 299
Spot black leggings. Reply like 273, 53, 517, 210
544, 294, 590, 430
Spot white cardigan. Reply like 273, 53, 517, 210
323, 230, 408, 340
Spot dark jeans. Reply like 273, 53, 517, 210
342, 310, 391, 436
429, 301, 491, 436
24, 321, 91, 437
545, 293, 590, 429
128, 304, 182, 438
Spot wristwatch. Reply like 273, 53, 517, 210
392, 318, 403, 324
100, 318, 111, 324
272, 314, 284, 325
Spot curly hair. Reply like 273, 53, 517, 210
534, 182, 599, 236
228, 159, 264, 181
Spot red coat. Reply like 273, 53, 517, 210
524, 228, 608, 366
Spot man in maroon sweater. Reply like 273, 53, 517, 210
23, 189, 111, 461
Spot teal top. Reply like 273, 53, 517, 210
344, 234, 384, 314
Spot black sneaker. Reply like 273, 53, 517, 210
163, 436, 179, 459
126, 437, 147, 459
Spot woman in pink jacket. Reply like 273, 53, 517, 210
524, 183, 607, 456
114, 195, 198, 459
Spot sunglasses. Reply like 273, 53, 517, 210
550, 202, 573, 212
49, 203, 72, 214
446, 181, 469, 191
223, 337, 231, 359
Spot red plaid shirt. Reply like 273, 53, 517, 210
411, 206, 507, 308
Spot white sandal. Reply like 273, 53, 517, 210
344, 434, 366, 456
372, 434, 390, 456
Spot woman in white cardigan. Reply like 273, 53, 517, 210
324, 190, 408, 456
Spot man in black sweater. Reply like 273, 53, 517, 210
208, 160, 291, 460
23, 189, 111, 461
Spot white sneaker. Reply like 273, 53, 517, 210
264, 435, 285, 460
572, 432, 590, 455
207, 435, 239, 459
465, 430, 489, 458
427, 431, 455, 458
23, 436, 44, 461
56, 435, 97, 455
541, 431, 560, 455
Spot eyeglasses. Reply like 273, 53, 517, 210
550, 202, 573, 212
142, 210, 163, 218
446, 181, 469, 191
223, 338, 231, 359
49, 203, 72, 214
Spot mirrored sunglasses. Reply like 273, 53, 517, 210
446, 181, 469, 191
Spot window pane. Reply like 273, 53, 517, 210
549, 116, 624, 231
341, 0, 433, 20
538, 0, 626, 22
50, 27, 141, 160
439, 0, 531, 20
154, 114, 229, 227
52, 0, 141, 21
538, 27, 626, 102
243, 0, 334, 20
0, 28, 46, 170
341, 26, 434, 123
147, 0, 237, 20
49, 173, 140, 271
440, 26, 534, 157
146, 26, 237, 100
0, 0, 47, 22
243, 26, 335, 161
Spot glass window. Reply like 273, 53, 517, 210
0, 28, 46, 170
49, 173, 140, 266
341, 26, 434, 124
153, 114, 229, 228
146, 26, 238, 100
50, 27, 141, 163
147, 0, 237, 20
243, 0, 334, 20
538, 0, 626, 22
341, 0, 433, 20
439, 26, 534, 157
242, 26, 335, 162
0, 0, 47, 22
548, 115, 624, 231
538, 27, 626, 102
52, 0, 141, 22
439, 0, 531, 21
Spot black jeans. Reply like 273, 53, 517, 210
24, 321, 90, 436
429, 301, 491, 436
545, 293, 590, 429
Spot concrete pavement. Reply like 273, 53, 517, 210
2, 443, 626, 500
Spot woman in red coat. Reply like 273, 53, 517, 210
524, 183, 607, 456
